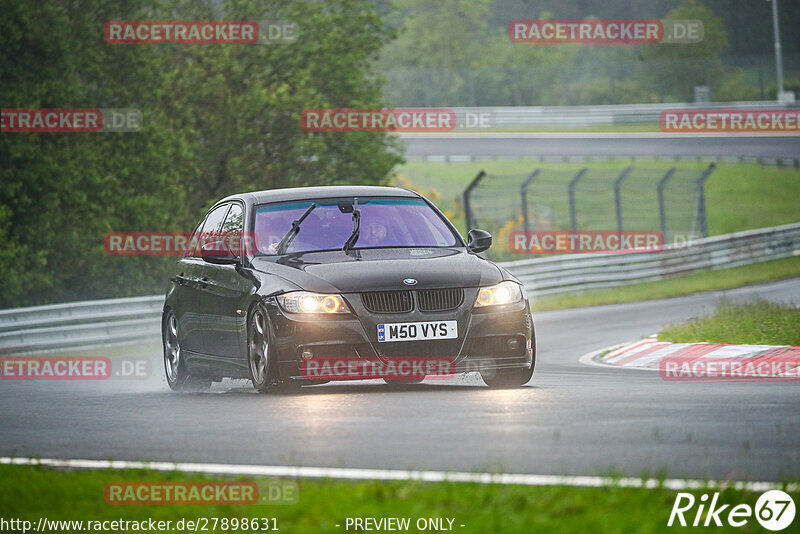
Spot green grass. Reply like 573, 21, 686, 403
532, 256, 800, 312
1, 464, 796, 534
397, 159, 800, 310
659, 300, 800, 345
398, 160, 800, 236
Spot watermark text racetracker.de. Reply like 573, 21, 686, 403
660, 350, 800, 381
104, 231, 259, 256
661, 109, 800, 133
301, 108, 457, 133
509, 230, 663, 254
1, 109, 142, 132
509, 19, 703, 44
105, 481, 297, 506
0, 356, 149, 380
301, 357, 456, 381
104, 20, 297, 44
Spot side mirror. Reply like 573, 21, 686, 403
201, 240, 239, 265
467, 229, 492, 253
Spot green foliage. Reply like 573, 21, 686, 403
659, 299, 800, 345
642, 0, 730, 101
533, 256, 800, 311
0, 0, 402, 307
380, 0, 769, 106
3, 464, 797, 534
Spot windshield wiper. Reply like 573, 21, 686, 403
275, 203, 316, 255
343, 198, 361, 252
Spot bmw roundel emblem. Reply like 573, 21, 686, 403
403, 278, 418, 286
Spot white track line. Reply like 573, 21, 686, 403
1, 457, 795, 493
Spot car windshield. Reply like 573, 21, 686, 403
254, 197, 459, 255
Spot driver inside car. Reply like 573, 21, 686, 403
360, 219, 388, 247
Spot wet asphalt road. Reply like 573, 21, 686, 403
1, 278, 798, 481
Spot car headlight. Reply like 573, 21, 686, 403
474, 281, 523, 308
277, 291, 350, 314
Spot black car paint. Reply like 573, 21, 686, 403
164, 186, 533, 382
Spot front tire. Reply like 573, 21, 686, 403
481, 321, 536, 388
480, 365, 533, 388
163, 310, 210, 391
248, 305, 280, 393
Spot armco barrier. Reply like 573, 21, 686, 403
499, 222, 800, 296
0, 296, 162, 354
0, 222, 798, 354
447, 101, 798, 128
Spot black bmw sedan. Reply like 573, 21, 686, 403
162, 185, 535, 392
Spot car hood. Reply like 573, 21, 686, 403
250, 248, 503, 293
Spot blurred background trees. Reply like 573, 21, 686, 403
1, 0, 796, 306
0, 0, 400, 306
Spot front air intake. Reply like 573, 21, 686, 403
417, 288, 464, 312
361, 291, 414, 313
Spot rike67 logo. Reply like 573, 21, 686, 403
668, 490, 795, 530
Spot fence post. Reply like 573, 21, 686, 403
520, 169, 541, 234
462, 170, 486, 231
613, 166, 634, 233
694, 163, 716, 238
657, 167, 677, 240
568, 168, 588, 233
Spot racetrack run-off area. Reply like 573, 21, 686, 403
1, 278, 798, 482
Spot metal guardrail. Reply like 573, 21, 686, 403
0, 296, 163, 354
1, 222, 798, 354
407, 153, 800, 169
447, 101, 798, 127
499, 222, 800, 296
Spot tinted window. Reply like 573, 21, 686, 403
187, 203, 230, 257
221, 203, 243, 234
201, 204, 230, 235
254, 197, 458, 255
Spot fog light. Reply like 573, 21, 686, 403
301, 348, 314, 360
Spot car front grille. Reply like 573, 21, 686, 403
361, 290, 414, 313
361, 288, 465, 313
417, 288, 464, 312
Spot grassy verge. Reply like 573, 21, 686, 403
532, 256, 800, 312
397, 160, 800, 236
1, 464, 795, 533
659, 300, 800, 345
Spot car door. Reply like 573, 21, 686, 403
198, 201, 255, 361
179, 203, 230, 357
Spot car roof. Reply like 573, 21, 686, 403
217, 185, 421, 207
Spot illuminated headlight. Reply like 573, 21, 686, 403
474, 281, 522, 308
277, 292, 350, 314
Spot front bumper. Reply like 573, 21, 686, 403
265, 287, 534, 380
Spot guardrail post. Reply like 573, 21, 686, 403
520, 169, 541, 234
462, 170, 486, 231
694, 163, 716, 238
568, 168, 588, 233
657, 167, 677, 240
613, 166, 634, 234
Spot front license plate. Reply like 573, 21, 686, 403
377, 321, 457, 342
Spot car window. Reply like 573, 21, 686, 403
220, 203, 243, 234
219, 203, 245, 256
254, 197, 458, 255
187, 203, 230, 257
